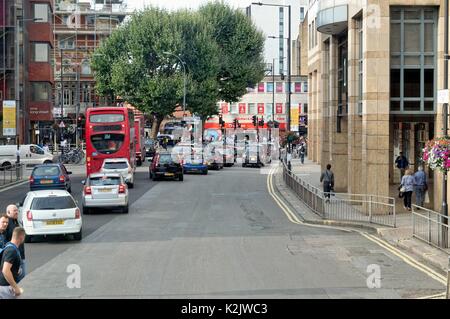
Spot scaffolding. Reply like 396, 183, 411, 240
52, 0, 128, 120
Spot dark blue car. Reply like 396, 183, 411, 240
29, 164, 72, 192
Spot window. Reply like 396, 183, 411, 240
31, 196, 76, 210
267, 82, 274, 92
90, 114, 125, 123
356, 17, 363, 115
248, 103, 256, 114
91, 133, 125, 155
32, 43, 49, 62
300, 7, 305, 22
81, 59, 91, 75
230, 103, 238, 114
390, 7, 437, 113
33, 3, 49, 23
32, 82, 50, 101
337, 35, 348, 132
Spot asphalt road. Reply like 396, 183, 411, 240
0, 164, 157, 273
17, 163, 446, 299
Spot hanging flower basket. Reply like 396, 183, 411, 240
422, 137, 450, 173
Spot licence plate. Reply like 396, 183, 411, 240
99, 188, 112, 193
40, 180, 53, 184
165, 173, 174, 176
46, 220, 64, 226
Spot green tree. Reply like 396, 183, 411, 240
198, 2, 266, 103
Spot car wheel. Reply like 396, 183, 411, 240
202, 170, 208, 175
83, 206, 90, 215
25, 235, 33, 243
178, 174, 184, 181
242, 163, 246, 167
122, 206, 129, 214
73, 229, 82, 241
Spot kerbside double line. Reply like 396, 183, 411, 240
266, 165, 447, 298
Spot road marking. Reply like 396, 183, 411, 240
266, 165, 447, 296
0, 180, 28, 193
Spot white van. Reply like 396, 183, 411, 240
0, 144, 55, 168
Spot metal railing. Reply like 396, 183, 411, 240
0, 164, 25, 186
412, 205, 450, 252
282, 161, 397, 227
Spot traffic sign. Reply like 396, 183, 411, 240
438, 89, 449, 104
59, 121, 65, 128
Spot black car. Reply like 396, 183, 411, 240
149, 152, 183, 181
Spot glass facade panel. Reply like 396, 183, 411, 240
390, 7, 436, 113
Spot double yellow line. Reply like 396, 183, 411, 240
266, 165, 448, 297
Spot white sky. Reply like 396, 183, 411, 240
127, 0, 253, 11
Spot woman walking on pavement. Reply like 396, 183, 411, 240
400, 169, 415, 211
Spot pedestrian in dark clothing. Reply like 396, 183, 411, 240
400, 169, 415, 211
320, 164, 334, 202
0, 214, 9, 248
5, 205, 25, 282
414, 166, 427, 207
298, 143, 306, 164
395, 152, 409, 183
0, 227, 26, 299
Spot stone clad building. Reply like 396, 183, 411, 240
302, 0, 450, 210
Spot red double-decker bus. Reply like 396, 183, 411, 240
85, 106, 136, 176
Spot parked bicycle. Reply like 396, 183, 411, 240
60, 148, 85, 164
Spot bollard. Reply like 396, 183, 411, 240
447, 256, 450, 299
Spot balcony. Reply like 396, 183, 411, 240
316, 0, 348, 35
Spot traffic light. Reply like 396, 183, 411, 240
258, 117, 264, 127
219, 115, 225, 128
252, 115, 257, 127
233, 118, 238, 129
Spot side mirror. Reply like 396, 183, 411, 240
81, 180, 85, 185
67, 171, 73, 175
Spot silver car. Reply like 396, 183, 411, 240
82, 173, 129, 214
100, 158, 134, 188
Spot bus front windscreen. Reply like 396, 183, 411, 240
91, 133, 125, 155
90, 113, 125, 123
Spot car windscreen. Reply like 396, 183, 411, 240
103, 162, 128, 170
89, 176, 121, 186
91, 133, 125, 155
90, 114, 124, 123
33, 166, 60, 176
158, 154, 173, 164
31, 196, 76, 210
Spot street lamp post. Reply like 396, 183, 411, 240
163, 52, 187, 116
253, 2, 291, 132
14, 15, 42, 164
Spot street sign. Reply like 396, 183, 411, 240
59, 121, 65, 128
2, 100, 16, 136
438, 89, 449, 104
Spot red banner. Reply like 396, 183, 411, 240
258, 83, 265, 93
221, 103, 229, 114
239, 103, 246, 114
276, 103, 283, 114
276, 82, 283, 93
257, 103, 264, 114
295, 82, 302, 93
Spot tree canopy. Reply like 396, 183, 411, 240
91, 2, 265, 136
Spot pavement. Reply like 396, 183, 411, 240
15, 162, 446, 298
277, 157, 450, 276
